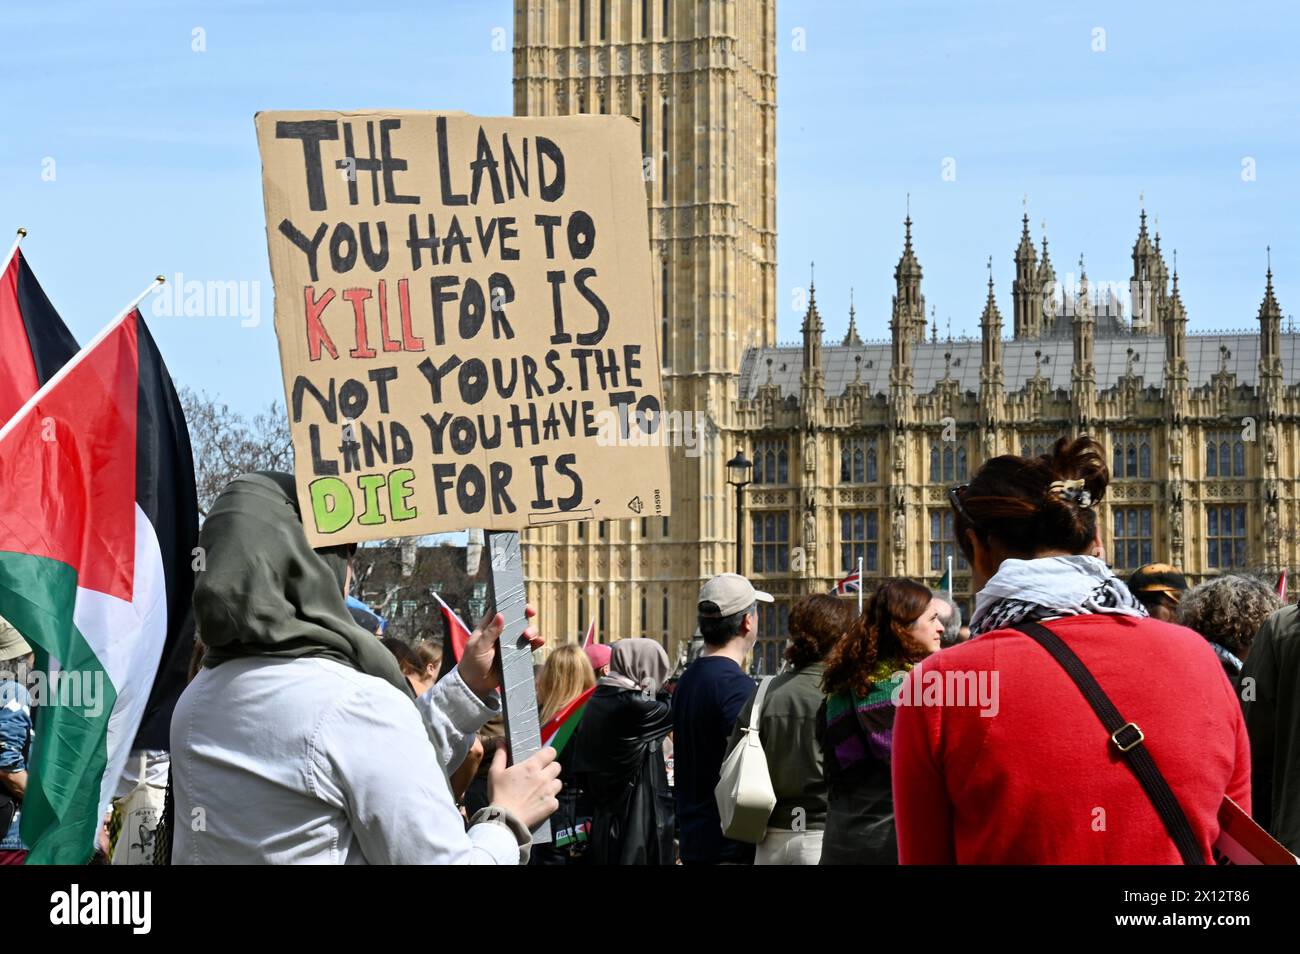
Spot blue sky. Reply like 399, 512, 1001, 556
2, 0, 1296, 413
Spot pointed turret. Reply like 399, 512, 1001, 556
889, 213, 919, 416
800, 264, 825, 425
843, 288, 862, 346
1153, 229, 1170, 288
1164, 253, 1189, 411
1131, 205, 1168, 332
801, 264, 824, 379
1037, 229, 1057, 327
1259, 249, 1284, 401
892, 210, 926, 343
980, 257, 1005, 395
1260, 252, 1283, 327
1071, 254, 1096, 429
1012, 212, 1043, 339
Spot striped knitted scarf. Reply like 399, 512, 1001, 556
824, 660, 912, 772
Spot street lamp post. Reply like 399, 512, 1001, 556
726, 449, 753, 575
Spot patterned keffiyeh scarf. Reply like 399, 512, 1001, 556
1211, 642, 1243, 676
969, 555, 1148, 636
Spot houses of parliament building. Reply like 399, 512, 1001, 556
512, 0, 1299, 672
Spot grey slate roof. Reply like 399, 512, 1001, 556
738, 332, 1297, 400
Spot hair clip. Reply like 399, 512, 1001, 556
1048, 478, 1093, 508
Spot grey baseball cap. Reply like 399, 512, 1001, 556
698, 573, 773, 618
0, 615, 32, 662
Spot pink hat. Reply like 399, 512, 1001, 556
584, 642, 612, 670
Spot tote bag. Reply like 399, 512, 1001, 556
715, 676, 778, 844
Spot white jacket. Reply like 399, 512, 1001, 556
171, 656, 521, 864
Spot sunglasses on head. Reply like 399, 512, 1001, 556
948, 483, 975, 528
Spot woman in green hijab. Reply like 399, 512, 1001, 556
170, 472, 560, 864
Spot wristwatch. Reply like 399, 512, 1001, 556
470, 805, 532, 864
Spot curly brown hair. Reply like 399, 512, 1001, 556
822, 579, 934, 697
954, 435, 1109, 562
785, 593, 856, 668
1177, 575, 1282, 659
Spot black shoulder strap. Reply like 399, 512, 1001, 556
1012, 620, 1206, 865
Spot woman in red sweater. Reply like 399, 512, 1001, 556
892, 436, 1250, 864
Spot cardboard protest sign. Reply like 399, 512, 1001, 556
1212, 796, 1298, 865
255, 111, 671, 546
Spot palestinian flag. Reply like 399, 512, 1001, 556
0, 242, 79, 426
937, 565, 952, 599
0, 304, 198, 864
433, 591, 472, 663
540, 685, 596, 755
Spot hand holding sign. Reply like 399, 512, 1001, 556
487, 744, 562, 833
457, 603, 543, 699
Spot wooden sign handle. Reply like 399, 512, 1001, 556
486, 530, 550, 844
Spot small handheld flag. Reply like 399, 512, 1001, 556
433, 592, 473, 662
832, 567, 861, 596
939, 557, 953, 602
539, 685, 596, 755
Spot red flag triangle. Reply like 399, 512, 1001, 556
0, 310, 137, 601
433, 592, 473, 662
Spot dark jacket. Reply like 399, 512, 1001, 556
816, 667, 907, 866
726, 662, 828, 831
568, 684, 675, 865
528, 757, 592, 866
1242, 604, 1300, 853
816, 693, 898, 865
672, 655, 757, 863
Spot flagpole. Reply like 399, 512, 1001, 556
118, 275, 167, 322
0, 275, 166, 444
857, 556, 863, 614
947, 554, 953, 602
432, 590, 471, 632
1, 228, 27, 273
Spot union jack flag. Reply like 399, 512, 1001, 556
832, 568, 862, 596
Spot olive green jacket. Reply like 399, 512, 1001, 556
726, 662, 828, 831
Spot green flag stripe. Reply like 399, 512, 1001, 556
546, 706, 587, 756
0, 550, 115, 865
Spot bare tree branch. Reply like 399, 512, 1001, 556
180, 387, 295, 517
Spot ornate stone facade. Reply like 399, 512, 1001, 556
736, 210, 1300, 670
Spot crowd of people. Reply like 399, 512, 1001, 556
3, 435, 1299, 865
519, 435, 1296, 864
